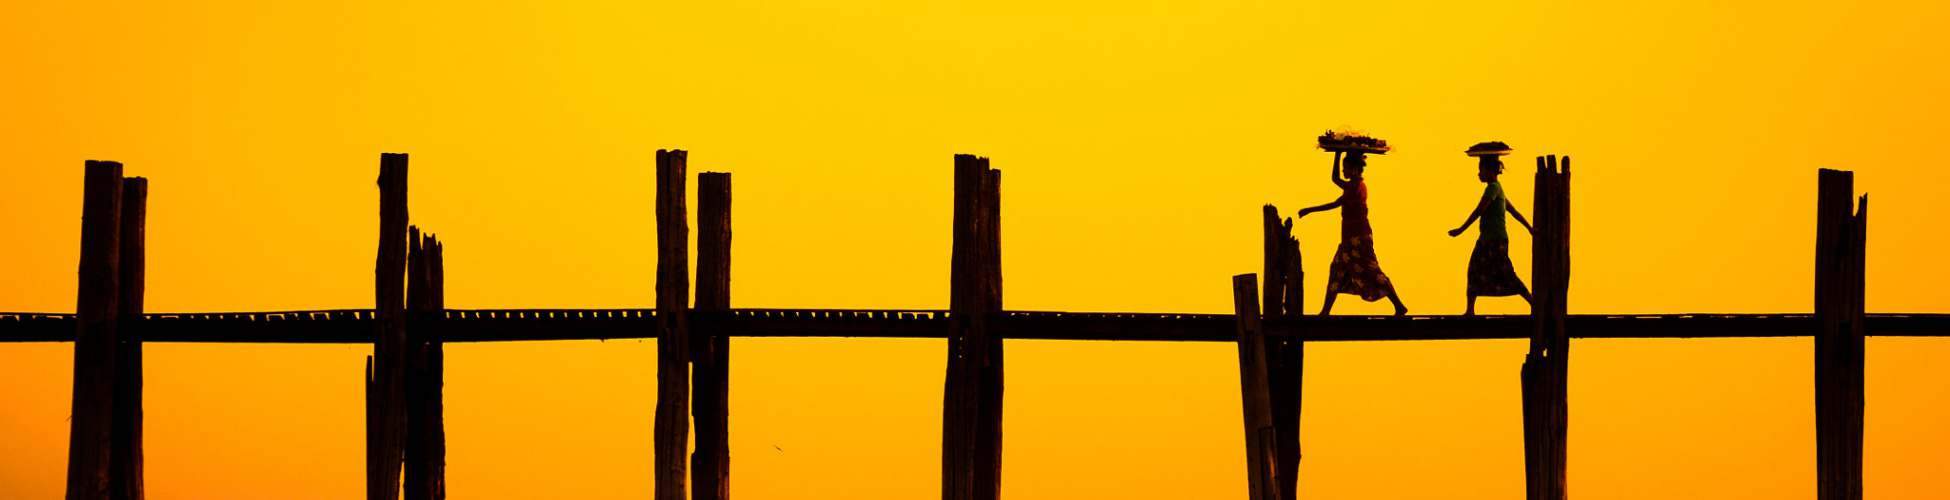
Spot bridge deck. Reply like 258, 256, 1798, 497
3, 310, 1947, 343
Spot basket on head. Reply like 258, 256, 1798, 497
1466, 141, 1512, 157
1318, 130, 1391, 155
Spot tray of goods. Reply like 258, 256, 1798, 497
1317, 130, 1391, 154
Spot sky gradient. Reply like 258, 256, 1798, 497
3, 0, 1948, 498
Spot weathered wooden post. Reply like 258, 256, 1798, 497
653, 149, 692, 500
67, 160, 124, 500
692, 172, 732, 500
1814, 169, 1866, 500
1521, 155, 1570, 500
943, 154, 1003, 500
369, 153, 410, 500
110, 177, 147, 500
975, 165, 1003, 500
405, 229, 446, 500
1232, 274, 1282, 500
1261, 205, 1302, 500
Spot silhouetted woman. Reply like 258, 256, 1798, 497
1448, 143, 1533, 315
1298, 150, 1409, 316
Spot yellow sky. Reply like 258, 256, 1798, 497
3, 0, 1948, 498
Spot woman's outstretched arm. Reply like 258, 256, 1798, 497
1297, 199, 1343, 219
1506, 204, 1535, 234
1449, 194, 1490, 237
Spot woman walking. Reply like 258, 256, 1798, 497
1299, 132, 1408, 316
1447, 141, 1534, 315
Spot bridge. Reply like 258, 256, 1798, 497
10, 152, 1914, 500
5, 310, 1950, 343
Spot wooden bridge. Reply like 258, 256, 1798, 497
7, 152, 1935, 500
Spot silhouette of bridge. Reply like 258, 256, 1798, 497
6, 152, 1924, 500
5, 309, 1949, 343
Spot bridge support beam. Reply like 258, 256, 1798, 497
1521, 155, 1570, 500
1814, 169, 1866, 500
1260, 205, 1303, 500
654, 149, 692, 500
404, 228, 446, 500
110, 177, 147, 500
943, 154, 1002, 500
1232, 274, 1282, 500
369, 152, 410, 500
67, 161, 125, 500
691, 171, 732, 500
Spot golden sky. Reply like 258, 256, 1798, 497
3, 0, 1949, 498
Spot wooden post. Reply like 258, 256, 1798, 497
1261, 205, 1302, 500
1814, 169, 1865, 500
1521, 155, 1570, 500
110, 177, 147, 500
369, 153, 410, 500
692, 172, 731, 500
974, 166, 1003, 500
405, 229, 446, 500
67, 160, 124, 500
943, 154, 1002, 500
654, 149, 691, 500
1232, 274, 1282, 500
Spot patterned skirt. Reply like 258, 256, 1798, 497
1327, 234, 1396, 302
1467, 238, 1529, 297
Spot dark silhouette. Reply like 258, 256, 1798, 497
10, 153, 1903, 500
1448, 142, 1534, 315
1297, 145, 1409, 316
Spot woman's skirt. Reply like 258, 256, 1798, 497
1467, 238, 1529, 297
1327, 234, 1396, 302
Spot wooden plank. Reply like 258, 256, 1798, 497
653, 149, 691, 500
973, 165, 1003, 500
404, 231, 446, 500
67, 160, 124, 500
1261, 207, 1303, 500
1232, 274, 1281, 500
369, 153, 410, 500
942, 154, 980, 500
691, 172, 731, 500
1814, 169, 1864, 500
1522, 155, 1569, 500
943, 155, 1005, 500
8, 312, 1950, 344
110, 177, 146, 500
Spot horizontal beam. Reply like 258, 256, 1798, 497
2, 310, 1948, 344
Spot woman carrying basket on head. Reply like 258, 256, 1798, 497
1297, 131, 1409, 316
1447, 141, 1534, 315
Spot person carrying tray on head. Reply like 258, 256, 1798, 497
1447, 141, 1534, 315
1297, 130, 1409, 316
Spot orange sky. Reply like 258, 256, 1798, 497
3, 0, 1949, 498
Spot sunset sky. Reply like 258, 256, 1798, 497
3, 0, 1949, 498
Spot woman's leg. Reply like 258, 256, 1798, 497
1319, 289, 1338, 316
1386, 289, 1408, 316
1465, 293, 1478, 316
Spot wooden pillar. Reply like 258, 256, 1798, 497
654, 149, 692, 500
974, 166, 1003, 500
692, 172, 732, 500
1521, 155, 1570, 500
1261, 205, 1302, 500
110, 177, 147, 500
944, 154, 1002, 500
67, 160, 124, 500
1814, 169, 1865, 500
1232, 274, 1282, 500
369, 153, 410, 500
405, 229, 446, 500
